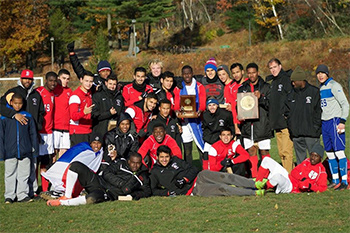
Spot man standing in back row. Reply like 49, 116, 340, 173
266, 58, 294, 173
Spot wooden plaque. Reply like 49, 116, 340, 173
237, 92, 259, 120
177, 95, 197, 118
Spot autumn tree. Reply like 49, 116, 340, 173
0, 0, 49, 70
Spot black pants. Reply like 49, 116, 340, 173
70, 133, 90, 147
69, 161, 108, 204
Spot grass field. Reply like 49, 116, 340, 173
0, 123, 349, 232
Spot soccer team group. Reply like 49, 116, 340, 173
1, 43, 349, 206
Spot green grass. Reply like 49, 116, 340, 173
0, 121, 349, 232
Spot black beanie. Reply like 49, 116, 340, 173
90, 132, 103, 144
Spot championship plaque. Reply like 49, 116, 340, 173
177, 95, 197, 118
237, 92, 259, 120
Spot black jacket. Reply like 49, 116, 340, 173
266, 69, 293, 130
104, 128, 139, 161
0, 81, 44, 132
146, 72, 162, 92
238, 77, 273, 142
146, 114, 182, 149
92, 85, 125, 136
202, 108, 234, 144
102, 158, 151, 200
150, 157, 198, 196
285, 82, 321, 138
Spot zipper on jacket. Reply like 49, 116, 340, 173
16, 120, 20, 159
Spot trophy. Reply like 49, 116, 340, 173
237, 92, 259, 120
177, 95, 197, 118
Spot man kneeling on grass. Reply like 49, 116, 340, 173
47, 152, 150, 206
150, 145, 265, 197
254, 144, 327, 194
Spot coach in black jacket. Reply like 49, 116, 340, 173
92, 74, 124, 136
150, 146, 198, 196
286, 66, 321, 164
266, 58, 294, 173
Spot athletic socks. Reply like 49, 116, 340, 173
60, 196, 86, 206
249, 155, 259, 178
40, 164, 49, 192
265, 180, 275, 190
65, 169, 79, 198
256, 166, 269, 182
335, 151, 348, 185
327, 152, 340, 184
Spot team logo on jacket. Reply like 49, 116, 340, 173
219, 119, 225, 126
171, 163, 179, 170
308, 170, 318, 180
32, 98, 37, 105
116, 99, 121, 106
170, 125, 175, 132
305, 96, 312, 104
102, 98, 106, 101
278, 84, 283, 92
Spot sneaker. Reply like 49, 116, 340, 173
18, 197, 33, 203
335, 183, 348, 191
47, 199, 61, 206
255, 189, 265, 196
4, 198, 13, 204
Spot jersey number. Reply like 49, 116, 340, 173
321, 99, 327, 107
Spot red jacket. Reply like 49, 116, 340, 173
173, 80, 206, 112
224, 79, 246, 124
138, 134, 182, 169
53, 84, 72, 131
125, 100, 152, 133
289, 158, 327, 193
69, 87, 93, 134
122, 83, 153, 107
36, 86, 54, 134
208, 140, 249, 171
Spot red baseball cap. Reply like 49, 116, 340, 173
21, 69, 34, 79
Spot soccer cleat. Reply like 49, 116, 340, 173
47, 199, 61, 206
255, 189, 265, 196
332, 183, 341, 190
255, 179, 268, 190
327, 183, 338, 189
18, 197, 33, 203
4, 198, 13, 204
335, 183, 348, 191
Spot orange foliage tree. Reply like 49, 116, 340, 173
0, 0, 49, 67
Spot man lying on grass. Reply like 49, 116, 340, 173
150, 145, 266, 197
255, 144, 327, 194
47, 152, 150, 206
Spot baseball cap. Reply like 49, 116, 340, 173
21, 69, 34, 79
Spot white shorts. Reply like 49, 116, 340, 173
260, 157, 292, 194
181, 122, 193, 143
53, 130, 70, 149
39, 133, 54, 155
243, 138, 271, 150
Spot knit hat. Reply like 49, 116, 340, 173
290, 66, 306, 81
315, 64, 329, 76
90, 132, 103, 144
204, 58, 217, 72
217, 64, 232, 79
206, 98, 219, 106
21, 69, 34, 79
97, 60, 112, 73
311, 144, 324, 159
